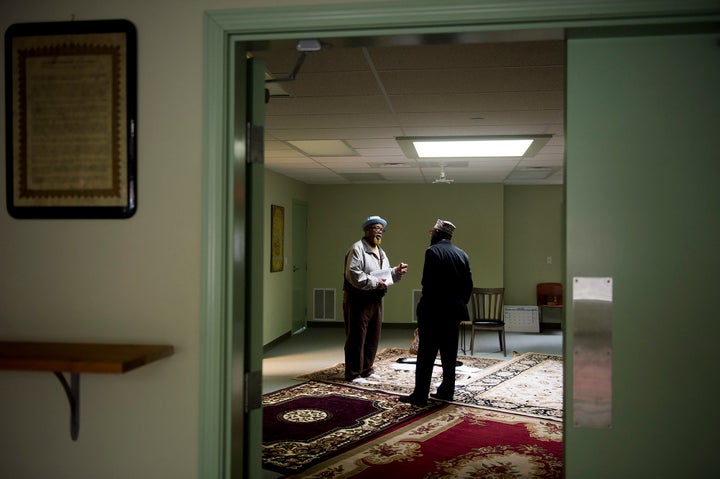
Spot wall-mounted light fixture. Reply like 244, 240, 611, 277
396, 135, 552, 159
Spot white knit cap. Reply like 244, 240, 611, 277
433, 219, 455, 236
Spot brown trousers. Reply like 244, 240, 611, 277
343, 295, 383, 381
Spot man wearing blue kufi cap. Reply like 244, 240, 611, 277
360, 215, 387, 231
343, 215, 408, 384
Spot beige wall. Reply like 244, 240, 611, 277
0, 1, 206, 477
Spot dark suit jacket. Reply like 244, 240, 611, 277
417, 239, 473, 324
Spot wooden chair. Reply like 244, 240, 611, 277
469, 287, 506, 356
536, 282, 563, 324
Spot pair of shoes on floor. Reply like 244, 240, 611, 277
430, 392, 453, 401
351, 375, 380, 384
399, 395, 428, 407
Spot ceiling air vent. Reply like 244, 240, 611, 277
506, 167, 554, 181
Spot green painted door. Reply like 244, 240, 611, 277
292, 200, 308, 334
565, 29, 720, 478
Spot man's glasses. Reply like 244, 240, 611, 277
370, 225, 385, 232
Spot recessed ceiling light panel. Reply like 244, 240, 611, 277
396, 135, 551, 159
416, 139, 532, 157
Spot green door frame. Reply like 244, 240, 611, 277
200, 1, 718, 477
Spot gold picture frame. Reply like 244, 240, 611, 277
270, 204, 284, 272
5, 19, 137, 219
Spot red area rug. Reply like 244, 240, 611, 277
289, 405, 563, 479
262, 381, 443, 475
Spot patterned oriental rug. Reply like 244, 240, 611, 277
288, 405, 564, 479
298, 348, 501, 396
262, 381, 443, 475
456, 352, 564, 420
298, 349, 563, 421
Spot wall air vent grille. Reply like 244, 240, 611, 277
313, 288, 336, 321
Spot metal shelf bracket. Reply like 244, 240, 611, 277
54, 372, 80, 441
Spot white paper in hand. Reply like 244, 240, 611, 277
371, 268, 394, 286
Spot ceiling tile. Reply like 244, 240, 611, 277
254, 35, 565, 185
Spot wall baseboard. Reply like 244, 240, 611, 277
306, 321, 416, 330
263, 331, 291, 352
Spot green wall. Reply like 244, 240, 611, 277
263, 170, 309, 343
504, 185, 564, 320
263, 176, 563, 342
308, 184, 505, 327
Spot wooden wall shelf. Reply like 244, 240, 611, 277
0, 341, 174, 440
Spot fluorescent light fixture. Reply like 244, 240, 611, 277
396, 135, 551, 159
416, 139, 531, 157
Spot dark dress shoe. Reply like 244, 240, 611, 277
399, 395, 427, 407
430, 393, 453, 401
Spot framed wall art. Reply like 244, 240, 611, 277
270, 204, 284, 272
4, 19, 137, 219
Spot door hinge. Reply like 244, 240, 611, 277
244, 370, 263, 412
246, 123, 264, 164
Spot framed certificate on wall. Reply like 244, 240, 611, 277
5, 19, 137, 219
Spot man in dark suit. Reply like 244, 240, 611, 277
400, 219, 473, 406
